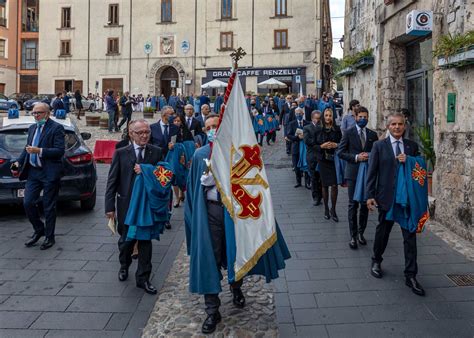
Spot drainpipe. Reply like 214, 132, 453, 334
16, 0, 19, 92
193, 0, 197, 94
128, 0, 132, 92
87, 0, 90, 93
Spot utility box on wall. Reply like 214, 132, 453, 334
447, 93, 456, 123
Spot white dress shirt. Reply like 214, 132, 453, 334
133, 142, 145, 160
160, 120, 169, 135
389, 134, 404, 156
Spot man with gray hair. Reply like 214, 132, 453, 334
150, 106, 179, 158
286, 107, 310, 187
184, 104, 204, 137
366, 111, 424, 296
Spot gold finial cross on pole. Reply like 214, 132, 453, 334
230, 47, 247, 69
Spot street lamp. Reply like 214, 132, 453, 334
179, 69, 185, 96
339, 35, 344, 50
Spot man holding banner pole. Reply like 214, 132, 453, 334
185, 48, 290, 334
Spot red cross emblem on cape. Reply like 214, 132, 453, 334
153, 166, 173, 187
411, 162, 427, 186
230, 144, 269, 219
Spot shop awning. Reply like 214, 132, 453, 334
257, 78, 288, 89
201, 79, 228, 89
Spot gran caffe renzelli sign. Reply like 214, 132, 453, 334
208, 67, 303, 78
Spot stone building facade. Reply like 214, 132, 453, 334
37, 0, 332, 97
341, 0, 473, 241
0, 0, 18, 95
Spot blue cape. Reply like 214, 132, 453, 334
151, 96, 157, 109
253, 114, 266, 135
353, 161, 369, 202
165, 143, 187, 190
298, 142, 309, 173
168, 95, 178, 110
214, 95, 224, 113
125, 162, 174, 241
193, 98, 201, 113
159, 97, 167, 110
386, 156, 429, 233
334, 153, 346, 185
184, 145, 291, 294
264, 112, 278, 133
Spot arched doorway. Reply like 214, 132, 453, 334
157, 66, 178, 99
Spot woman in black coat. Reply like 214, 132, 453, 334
74, 90, 83, 120
315, 108, 342, 222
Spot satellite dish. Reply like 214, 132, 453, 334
144, 42, 153, 55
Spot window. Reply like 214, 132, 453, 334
274, 29, 288, 49
220, 32, 233, 51
107, 38, 119, 54
61, 7, 71, 28
0, 39, 5, 58
221, 0, 232, 19
21, 0, 39, 32
60, 40, 71, 56
0, 0, 6, 27
275, 0, 287, 16
161, 0, 172, 22
21, 39, 38, 70
108, 4, 119, 25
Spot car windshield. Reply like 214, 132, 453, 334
0, 94, 8, 100
0, 129, 78, 157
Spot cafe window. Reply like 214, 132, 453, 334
221, 0, 232, 19
108, 4, 119, 25
61, 7, 71, 28
161, 0, 172, 22
21, 39, 38, 70
0, 39, 5, 58
274, 29, 288, 49
275, 0, 287, 16
107, 37, 119, 55
220, 32, 233, 51
60, 40, 71, 56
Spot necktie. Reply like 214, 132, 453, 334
187, 118, 192, 128
137, 146, 144, 163
360, 129, 366, 149
395, 140, 402, 156
30, 125, 42, 167
164, 124, 169, 143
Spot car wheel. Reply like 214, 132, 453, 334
80, 189, 96, 211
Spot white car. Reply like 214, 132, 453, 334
69, 95, 96, 111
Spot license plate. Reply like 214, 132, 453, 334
17, 189, 25, 198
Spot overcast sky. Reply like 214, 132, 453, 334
330, 0, 345, 59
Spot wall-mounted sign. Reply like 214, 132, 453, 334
208, 67, 303, 79
171, 80, 177, 88
295, 75, 301, 84
406, 10, 433, 36
316, 79, 323, 88
144, 42, 153, 54
181, 40, 190, 54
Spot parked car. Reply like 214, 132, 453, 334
8, 93, 34, 110
23, 94, 55, 112
0, 115, 97, 210
0, 94, 20, 112
69, 95, 96, 111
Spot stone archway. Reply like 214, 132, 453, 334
148, 59, 185, 96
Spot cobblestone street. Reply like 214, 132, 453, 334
0, 114, 473, 337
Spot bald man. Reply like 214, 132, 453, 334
13, 103, 65, 250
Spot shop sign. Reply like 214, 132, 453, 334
209, 67, 303, 78
406, 10, 432, 36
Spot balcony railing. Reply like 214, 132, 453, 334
23, 20, 39, 32
0, 17, 7, 27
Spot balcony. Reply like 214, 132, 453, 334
0, 17, 6, 27
23, 20, 39, 32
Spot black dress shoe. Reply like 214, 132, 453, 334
136, 281, 157, 295
230, 286, 246, 308
313, 198, 322, 206
357, 234, 367, 246
294, 183, 302, 188
331, 209, 339, 222
405, 277, 425, 296
118, 269, 128, 281
25, 233, 44, 247
324, 209, 330, 220
165, 222, 171, 230
40, 238, 55, 250
349, 237, 358, 250
202, 312, 222, 334
371, 262, 382, 278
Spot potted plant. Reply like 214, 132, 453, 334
435, 31, 474, 69
415, 126, 436, 196
336, 55, 358, 77
99, 111, 109, 130
143, 106, 155, 119
354, 48, 375, 69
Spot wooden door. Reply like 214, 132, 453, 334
0, 83, 5, 94
54, 80, 63, 94
19, 75, 38, 94
73, 80, 83, 93
102, 78, 123, 96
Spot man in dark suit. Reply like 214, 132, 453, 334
280, 95, 293, 155
286, 108, 310, 188
105, 119, 163, 295
196, 104, 210, 129
150, 106, 178, 158
184, 104, 205, 137
337, 106, 378, 249
303, 110, 322, 205
12, 103, 65, 250
367, 112, 424, 296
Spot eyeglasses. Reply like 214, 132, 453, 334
205, 126, 217, 131
132, 131, 151, 136
31, 111, 47, 116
